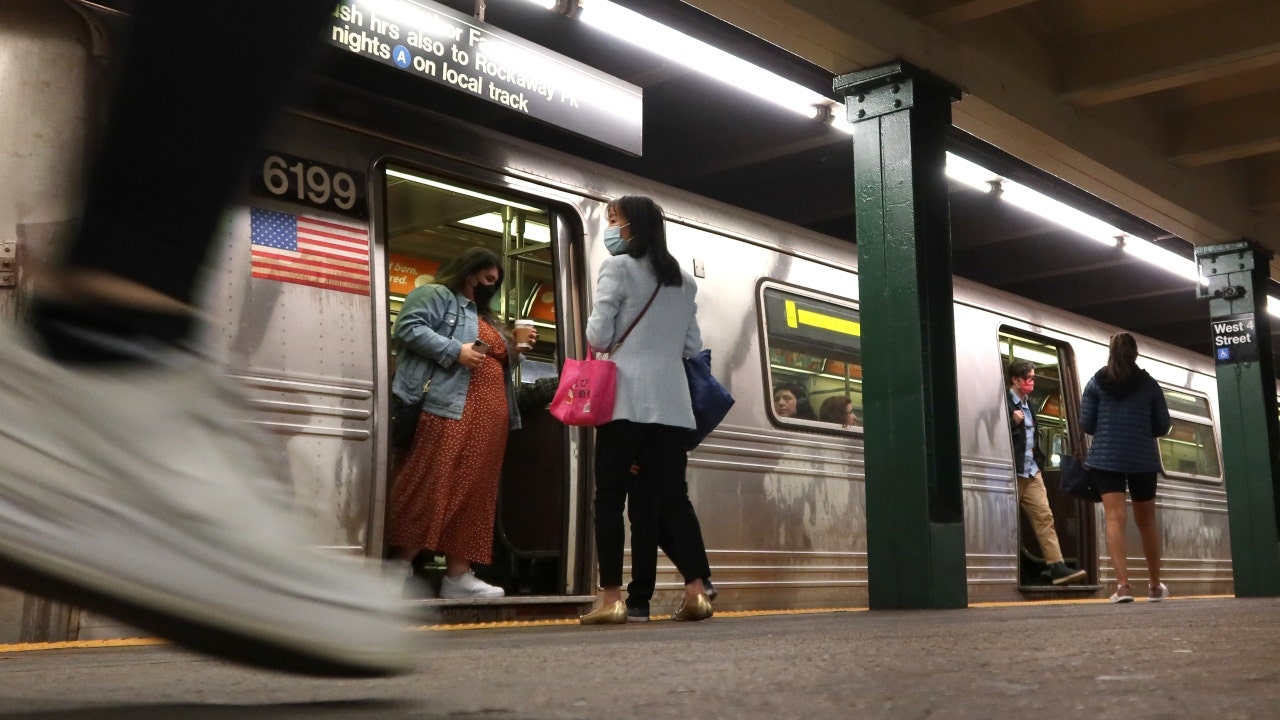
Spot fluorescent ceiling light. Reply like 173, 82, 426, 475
518, 0, 849, 131
529, 0, 848, 129
386, 169, 543, 212
945, 154, 999, 193
944, 152, 1206, 283
1269, 296, 1280, 318
998, 180, 1122, 248
1121, 237, 1200, 283
1003, 342, 1058, 366
458, 212, 552, 243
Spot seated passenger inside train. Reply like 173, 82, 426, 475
773, 382, 816, 420
819, 395, 858, 428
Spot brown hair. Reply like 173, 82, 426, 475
819, 396, 852, 423
1103, 332, 1139, 383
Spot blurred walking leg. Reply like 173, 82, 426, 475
35, 1, 325, 356
0, 1, 417, 676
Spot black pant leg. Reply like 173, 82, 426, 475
593, 420, 641, 589
66, 0, 331, 306
625, 439, 660, 607
638, 425, 710, 584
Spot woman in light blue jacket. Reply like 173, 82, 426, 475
386, 248, 524, 600
578, 196, 713, 625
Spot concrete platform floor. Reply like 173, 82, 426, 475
0, 596, 1276, 719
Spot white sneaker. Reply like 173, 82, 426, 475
0, 325, 419, 677
1148, 582, 1170, 602
439, 571, 504, 599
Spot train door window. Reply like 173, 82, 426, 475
1158, 388, 1222, 482
759, 283, 862, 432
998, 333, 1071, 469
383, 166, 557, 376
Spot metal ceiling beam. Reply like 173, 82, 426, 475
913, 0, 1041, 26
1056, 283, 1193, 314
1064, 292, 1202, 328
1169, 91, 1280, 166
981, 256, 1136, 286
949, 220, 1057, 249
679, 133, 844, 178
1252, 162, 1280, 215
1060, 0, 1280, 107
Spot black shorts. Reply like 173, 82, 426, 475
1090, 468, 1158, 502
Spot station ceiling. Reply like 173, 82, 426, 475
79, 0, 1280, 364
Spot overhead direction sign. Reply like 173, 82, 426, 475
328, 0, 643, 154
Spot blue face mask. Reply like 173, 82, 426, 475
603, 224, 630, 256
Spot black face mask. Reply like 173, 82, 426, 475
474, 282, 498, 309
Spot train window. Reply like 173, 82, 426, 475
382, 166, 558, 374
759, 284, 862, 432
1158, 388, 1222, 481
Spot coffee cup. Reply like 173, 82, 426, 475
514, 319, 536, 350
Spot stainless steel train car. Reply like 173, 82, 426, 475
1, 2, 1230, 640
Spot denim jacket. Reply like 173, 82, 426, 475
391, 283, 521, 431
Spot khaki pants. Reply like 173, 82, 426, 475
1017, 472, 1063, 565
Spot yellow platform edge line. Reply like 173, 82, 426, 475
0, 637, 166, 653
419, 606, 868, 631
0, 595, 1239, 650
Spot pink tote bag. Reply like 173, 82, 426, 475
549, 348, 616, 426
551, 286, 659, 427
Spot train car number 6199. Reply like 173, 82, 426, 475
250, 151, 368, 219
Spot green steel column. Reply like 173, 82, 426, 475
834, 61, 966, 609
1196, 241, 1280, 596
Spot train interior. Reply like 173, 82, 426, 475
998, 330, 1098, 591
383, 165, 569, 598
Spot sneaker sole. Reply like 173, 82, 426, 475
1051, 569, 1088, 585
0, 552, 409, 678
627, 616, 650, 623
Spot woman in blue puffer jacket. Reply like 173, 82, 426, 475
1080, 332, 1172, 605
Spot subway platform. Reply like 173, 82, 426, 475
0, 595, 1275, 719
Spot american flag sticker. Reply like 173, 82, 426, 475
250, 207, 371, 295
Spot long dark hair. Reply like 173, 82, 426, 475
608, 195, 682, 287
433, 247, 503, 320
1103, 332, 1139, 383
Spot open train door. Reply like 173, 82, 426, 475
378, 164, 581, 606
999, 330, 1098, 593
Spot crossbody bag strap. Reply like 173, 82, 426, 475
608, 283, 662, 354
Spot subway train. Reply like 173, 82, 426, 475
1, 3, 1230, 638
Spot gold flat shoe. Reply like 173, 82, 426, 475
673, 593, 713, 622
579, 600, 626, 625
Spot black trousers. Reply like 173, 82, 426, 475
594, 420, 710, 608
65, 0, 331, 306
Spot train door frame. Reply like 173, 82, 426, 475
998, 328, 1098, 592
369, 157, 591, 598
